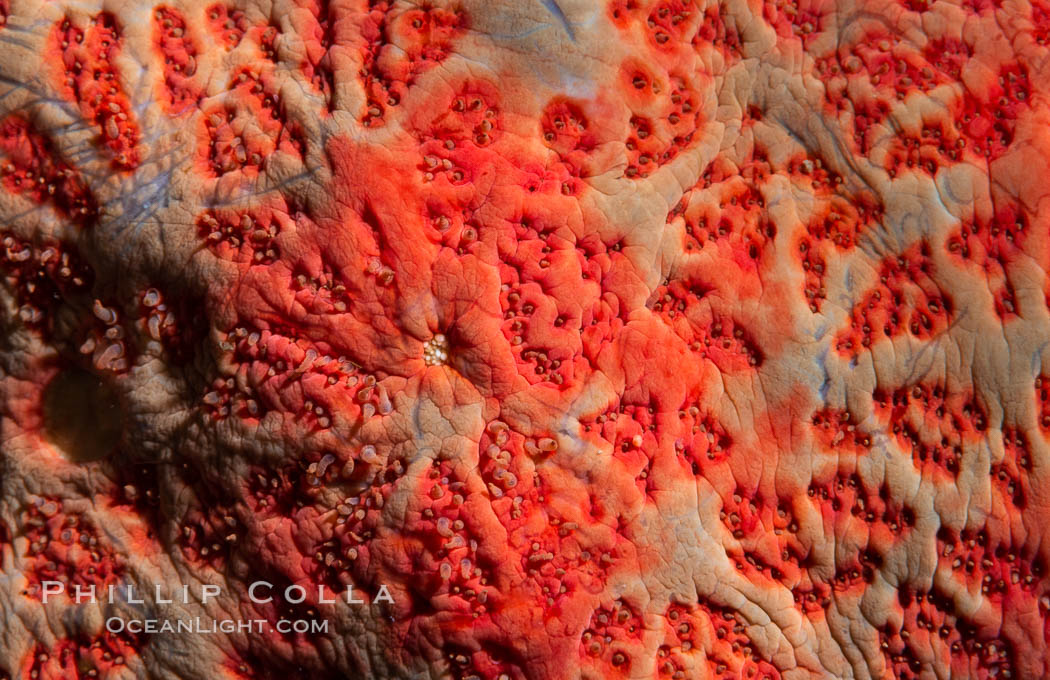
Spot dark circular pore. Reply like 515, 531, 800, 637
43, 365, 123, 462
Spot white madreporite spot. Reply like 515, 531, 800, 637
423, 333, 449, 366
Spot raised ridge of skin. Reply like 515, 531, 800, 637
0, 0, 1049, 679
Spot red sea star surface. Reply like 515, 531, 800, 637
1, 0, 1050, 678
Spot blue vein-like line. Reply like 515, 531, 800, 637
540, 0, 576, 41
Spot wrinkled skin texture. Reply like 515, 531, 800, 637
1, 0, 1050, 678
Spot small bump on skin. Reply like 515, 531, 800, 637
423, 333, 449, 366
